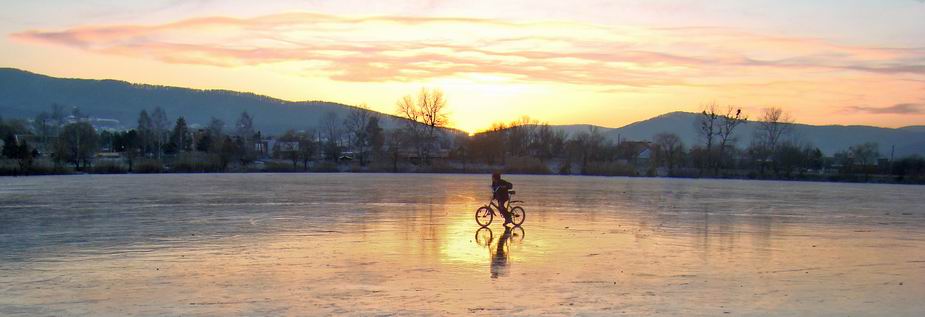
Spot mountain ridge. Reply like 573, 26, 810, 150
2, 67, 923, 156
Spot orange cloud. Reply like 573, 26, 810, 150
10, 12, 925, 89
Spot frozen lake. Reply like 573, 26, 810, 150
1, 173, 924, 316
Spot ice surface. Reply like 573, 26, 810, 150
1, 174, 924, 316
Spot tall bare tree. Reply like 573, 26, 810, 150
396, 88, 449, 164
151, 107, 169, 159
137, 110, 153, 157
756, 107, 793, 151
344, 104, 374, 164
696, 103, 721, 172
716, 106, 747, 171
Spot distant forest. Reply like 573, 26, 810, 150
2, 88, 924, 184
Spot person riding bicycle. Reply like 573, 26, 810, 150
491, 172, 514, 226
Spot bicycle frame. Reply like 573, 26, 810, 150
486, 194, 523, 215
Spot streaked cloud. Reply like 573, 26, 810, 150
846, 103, 924, 114
11, 12, 925, 88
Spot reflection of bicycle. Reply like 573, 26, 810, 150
475, 226, 525, 247
475, 190, 526, 227
475, 226, 526, 279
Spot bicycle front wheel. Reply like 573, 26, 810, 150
510, 206, 526, 226
475, 206, 493, 227
475, 227, 493, 246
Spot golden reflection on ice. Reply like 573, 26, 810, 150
1, 174, 924, 316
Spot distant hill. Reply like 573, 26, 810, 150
900, 126, 925, 133
552, 111, 925, 157
0, 68, 402, 134
2, 67, 922, 156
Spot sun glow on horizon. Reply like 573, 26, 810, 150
2, 3, 923, 129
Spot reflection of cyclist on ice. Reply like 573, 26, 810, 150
492, 172, 514, 226
491, 226, 513, 278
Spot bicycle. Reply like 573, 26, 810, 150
475, 226, 525, 247
475, 190, 526, 227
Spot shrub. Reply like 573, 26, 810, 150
262, 161, 300, 172
91, 161, 127, 174
581, 161, 636, 176
134, 159, 164, 173
311, 161, 340, 172
504, 157, 551, 175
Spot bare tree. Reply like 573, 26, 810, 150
716, 106, 747, 171
321, 112, 341, 161
151, 107, 169, 159
508, 116, 538, 157
395, 88, 449, 164
235, 111, 255, 139
298, 130, 318, 170
756, 107, 793, 151
344, 104, 373, 164
385, 129, 405, 172
696, 103, 721, 172
137, 110, 153, 157
274, 129, 302, 168
532, 123, 565, 162
850, 142, 880, 166
234, 111, 257, 166
654, 133, 684, 173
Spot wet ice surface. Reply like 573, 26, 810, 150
1, 174, 924, 316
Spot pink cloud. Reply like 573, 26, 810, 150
10, 12, 925, 87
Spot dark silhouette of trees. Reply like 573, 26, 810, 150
533, 123, 566, 162
2, 134, 35, 173
751, 107, 794, 174
344, 105, 374, 165
321, 112, 341, 161
113, 130, 140, 171
274, 129, 302, 168
1, 134, 17, 158
298, 130, 318, 170
654, 133, 684, 174
695, 104, 746, 174
396, 88, 449, 164
151, 107, 169, 159
385, 129, 405, 172
53, 122, 98, 170
366, 116, 385, 163
850, 142, 880, 166
893, 156, 925, 181
696, 103, 721, 173
137, 110, 153, 157
170, 117, 191, 153
217, 136, 238, 172
234, 111, 257, 167
716, 107, 747, 172
3, 98, 923, 184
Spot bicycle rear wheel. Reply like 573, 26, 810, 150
475, 206, 493, 227
510, 206, 526, 226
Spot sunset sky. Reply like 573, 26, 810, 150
2, 0, 924, 132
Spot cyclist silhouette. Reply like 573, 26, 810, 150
491, 172, 514, 225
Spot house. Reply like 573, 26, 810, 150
275, 141, 300, 152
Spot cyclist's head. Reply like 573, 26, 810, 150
492, 171, 501, 180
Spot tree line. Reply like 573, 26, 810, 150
2, 93, 924, 183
